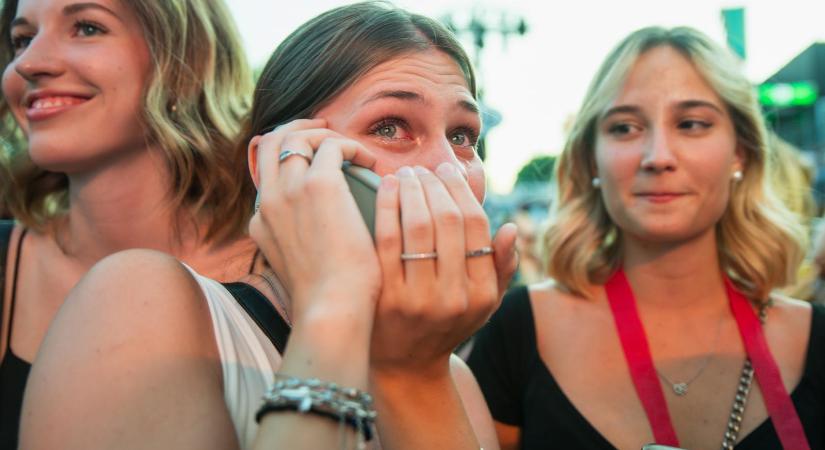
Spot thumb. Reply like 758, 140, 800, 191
491, 222, 519, 298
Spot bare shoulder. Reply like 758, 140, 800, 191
20, 249, 235, 450
527, 279, 603, 320
767, 292, 813, 332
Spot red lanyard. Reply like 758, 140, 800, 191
605, 269, 809, 449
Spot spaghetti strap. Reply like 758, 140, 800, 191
4, 228, 27, 352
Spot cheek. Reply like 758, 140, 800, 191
2, 66, 25, 122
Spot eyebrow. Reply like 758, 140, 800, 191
11, 2, 121, 28
363, 89, 480, 114
601, 100, 725, 120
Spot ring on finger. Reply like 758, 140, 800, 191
278, 149, 313, 164
400, 251, 438, 261
465, 246, 494, 258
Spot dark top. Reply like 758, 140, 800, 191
467, 285, 825, 449
0, 223, 26, 450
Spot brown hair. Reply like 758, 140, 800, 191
240, 1, 476, 143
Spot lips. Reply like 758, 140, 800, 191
635, 192, 686, 203
24, 94, 91, 121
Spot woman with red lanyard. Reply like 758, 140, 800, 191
468, 26, 823, 450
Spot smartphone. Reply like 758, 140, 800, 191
253, 162, 379, 239
342, 162, 380, 239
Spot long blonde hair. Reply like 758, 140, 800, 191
0, 0, 254, 243
543, 26, 806, 301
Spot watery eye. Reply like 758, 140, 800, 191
376, 124, 397, 138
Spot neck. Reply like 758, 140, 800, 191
620, 228, 727, 313
56, 146, 209, 266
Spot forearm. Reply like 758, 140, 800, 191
369, 365, 480, 450
253, 302, 375, 449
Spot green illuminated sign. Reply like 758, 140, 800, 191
759, 81, 818, 107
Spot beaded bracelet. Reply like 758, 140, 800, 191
256, 375, 377, 445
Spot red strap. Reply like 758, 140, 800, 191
605, 270, 680, 446
724, 278, 810, 450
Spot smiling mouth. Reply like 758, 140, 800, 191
26, 96, 90, 120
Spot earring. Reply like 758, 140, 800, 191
732, 170, 743, 181
591, 177, 601, 189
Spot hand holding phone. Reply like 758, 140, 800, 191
254, 161, 379, 239
342, 162, 380, 239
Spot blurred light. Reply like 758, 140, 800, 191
759, 81, 819, 107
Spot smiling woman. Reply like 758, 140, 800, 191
0, 0, 256, 448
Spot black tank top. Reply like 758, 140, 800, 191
0, 221, 27, 450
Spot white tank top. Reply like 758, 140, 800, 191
186, 268, 282, 450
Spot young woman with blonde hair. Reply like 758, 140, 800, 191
0, 1, 256, 447
469, 26, 823, 449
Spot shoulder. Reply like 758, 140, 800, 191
54, 249, 220, 365
20, 249, 234, 449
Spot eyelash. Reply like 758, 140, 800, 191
368, 117, 480, 149
9, 19, 107, 53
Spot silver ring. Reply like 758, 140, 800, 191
400, 251, 438, 261
465, 246, 494, 258
278, 149, 312, 164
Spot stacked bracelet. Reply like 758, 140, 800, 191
256, 374, 377, 446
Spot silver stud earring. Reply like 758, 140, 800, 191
732, 170, 743, 181
591, 177, 601, 189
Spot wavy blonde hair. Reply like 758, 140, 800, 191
543, 26, 806, 301
0, 0, 253, 243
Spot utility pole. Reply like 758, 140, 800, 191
441, 10, 527, 160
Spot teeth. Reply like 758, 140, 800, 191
30, 96, 85, 109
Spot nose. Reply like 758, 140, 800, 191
13, 35, 65, 82
640, 127, 677, 173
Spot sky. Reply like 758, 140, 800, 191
227, 0, 825, 193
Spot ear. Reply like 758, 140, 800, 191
247, 135, 262, 189
733, 143, 746, 175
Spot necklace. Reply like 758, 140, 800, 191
605, 269, 809, 448
653, 311, 725, 396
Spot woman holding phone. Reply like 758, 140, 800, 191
20, 3, 517, 449
0, 0, 256, 447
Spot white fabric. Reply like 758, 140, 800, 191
185, 268, 282, 450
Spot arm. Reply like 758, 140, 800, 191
247, 120, 381, 449
19, 250, 238, 450
368, 163, 518, 450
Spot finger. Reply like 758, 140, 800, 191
375, 174, 403, 293
491, 222, 518, 299
308, 138, 374, 175
254, 119, 327, 199
434, 163, 494, 282
397, 166, 437, 283
413, 166, 465, 289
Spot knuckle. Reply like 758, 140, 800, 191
405, 219, 433, 240
435, 208, 463, 229
463, 210, 489, 231
303, 172, 336, 196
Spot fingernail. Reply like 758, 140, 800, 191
397, 166, 414, 178
413, 166, 429, 175
436, 162, 457, 177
